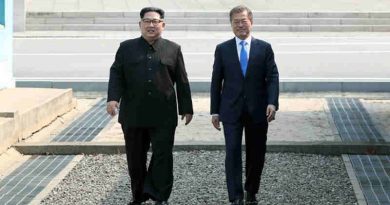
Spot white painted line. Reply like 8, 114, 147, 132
14, 77, 390, 82
279, 77, 390, 81
14, 53, 114, 56
13, 36, 390, 40
13, 51, 390, 55
276, 51, 390, 54
278, 42, 390, 46
15, 77, 109, 81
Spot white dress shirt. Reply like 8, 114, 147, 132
235, 36, 251, 61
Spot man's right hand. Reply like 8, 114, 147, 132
106, 101, 119, 117
211, 115, 221, 131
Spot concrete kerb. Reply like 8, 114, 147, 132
15, 78, 390, 92
13, 141, 390, 155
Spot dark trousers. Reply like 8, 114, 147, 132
121, 125, 176, 202
222, 113, 268, 202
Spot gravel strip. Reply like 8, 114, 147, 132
40, 152, 357, 205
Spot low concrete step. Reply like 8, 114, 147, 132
13, 141, 390, 155
25, 11, 390, 32
0, 88, 75, 154
26, 17, 390, 25
26, 23, 390, 32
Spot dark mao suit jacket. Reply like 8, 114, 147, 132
210, 37, 279, 123
108, 37, 193, 127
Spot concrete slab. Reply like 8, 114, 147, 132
93, 96, 340, 145
20, 98, 101, 143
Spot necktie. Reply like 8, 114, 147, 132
240, 40, 248, 76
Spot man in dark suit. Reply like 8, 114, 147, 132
106, 7, 193, 205
210, 5, 279, 205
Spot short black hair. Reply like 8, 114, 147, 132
140, 7, 165, 19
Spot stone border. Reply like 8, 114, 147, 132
13, 141, 390, 155
15, 79, 390, 92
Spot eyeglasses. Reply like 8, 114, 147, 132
142, 18, 164, 25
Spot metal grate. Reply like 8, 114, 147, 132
0, 155, 74, 205
327, 98, 384, 142
53, 98, 111, 142
0, 98, 111, 205
328, 97, 389, 204
349, 155, 390, 205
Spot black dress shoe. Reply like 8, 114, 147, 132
129, 193, 149, 205
245, 193, 258, 205
155, 201, 169, 205
231, 199, 244, 205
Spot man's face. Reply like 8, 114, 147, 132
231, 11, 253, 40
139, 11, 165, 43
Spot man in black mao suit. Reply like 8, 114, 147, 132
210, 5, 279, 205
106, 7, 193, 205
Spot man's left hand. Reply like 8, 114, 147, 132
181, 114, 193, 125
266, 104, 276, 122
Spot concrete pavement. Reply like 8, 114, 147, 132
12, 31, 390, 79
0, 90, 389, 204
10, 92, 390, 152
15, 0, 390, 91
13, 31, 390, 92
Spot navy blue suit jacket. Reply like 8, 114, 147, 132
210, 37, 279, 123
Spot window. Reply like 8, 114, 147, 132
0, 0, 5, 27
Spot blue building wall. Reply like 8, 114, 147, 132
0, 0, 5, 25
0, 0, 14, 89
